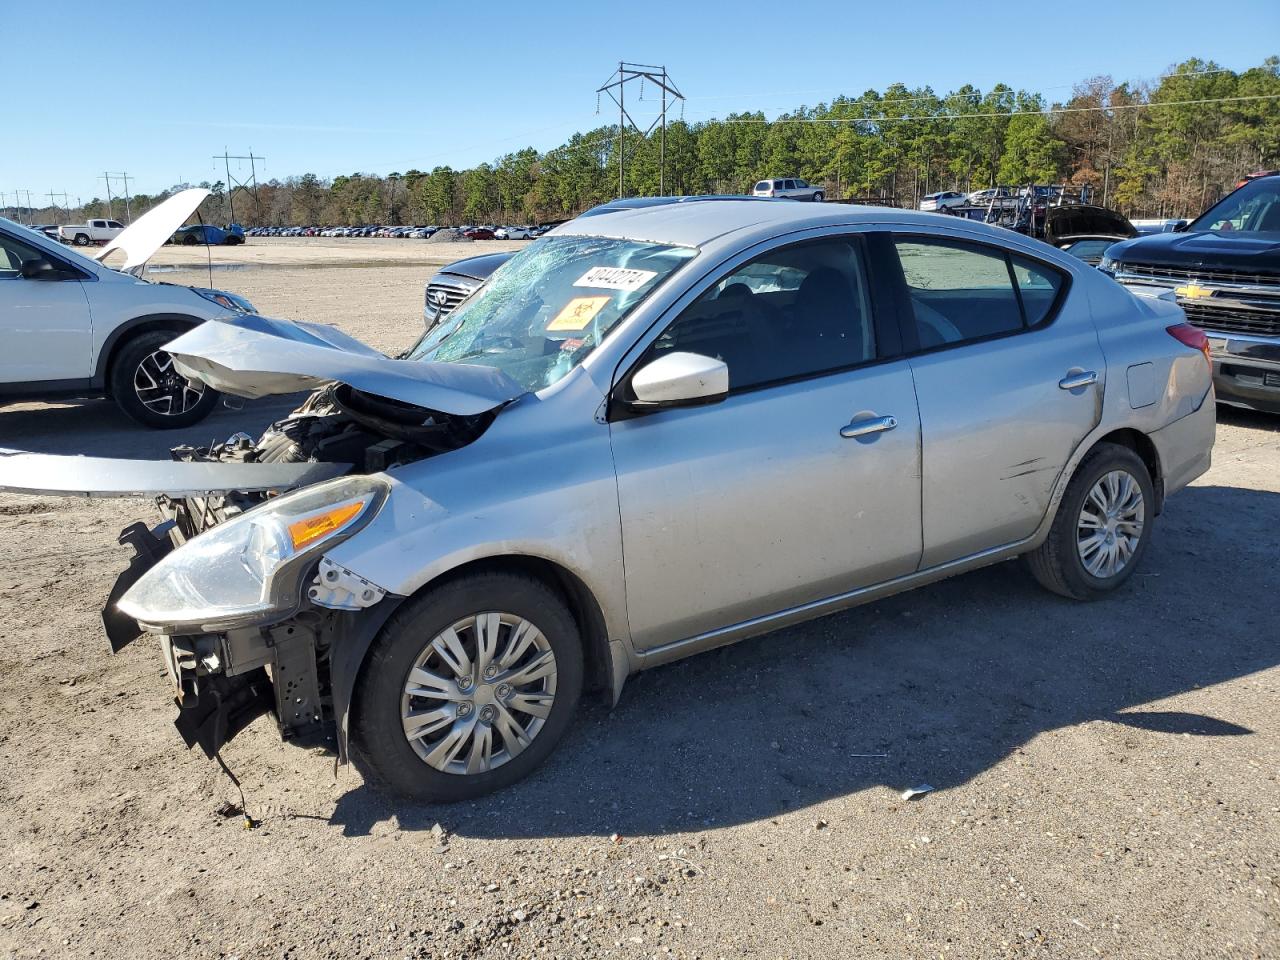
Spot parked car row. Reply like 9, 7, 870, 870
243, 224, 549, 240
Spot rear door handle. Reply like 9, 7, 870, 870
840, 415, 898, 439
1058, 370, 1098, 390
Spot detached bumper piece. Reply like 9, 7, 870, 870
165, 619, 331, 759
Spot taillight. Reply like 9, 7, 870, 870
1167, 323, 1212, 365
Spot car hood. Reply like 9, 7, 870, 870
1107, 230, 1280, 271
96, 188, 211, 277
164, 313, 526, 416
0, 315, 527, 499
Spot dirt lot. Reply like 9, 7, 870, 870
0, 239, 1277, 960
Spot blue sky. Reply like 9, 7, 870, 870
5, 0, 1277, 205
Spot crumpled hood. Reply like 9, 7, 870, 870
95, 188, 212, 276
166, 314, 527, 416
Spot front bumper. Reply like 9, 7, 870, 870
1206, 332, 1280, 415
103, 520, 400, 761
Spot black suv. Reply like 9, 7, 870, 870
1102, 175, 1280, 414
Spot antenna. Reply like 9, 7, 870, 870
596, 62, 684, 198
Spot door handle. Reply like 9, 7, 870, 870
840, 414, 898, 439
1058, 370, 1098, 390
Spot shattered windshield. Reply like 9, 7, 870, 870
406, 235, 696, 391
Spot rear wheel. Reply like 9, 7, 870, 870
73, 233, 90, 246
1026, 442, 1154, 600
109, 329, 219, 429
352, 571, 583, 801
182, 234, 198, 246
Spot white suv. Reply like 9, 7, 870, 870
752, 178, 824, 202
0, 190, 256, 428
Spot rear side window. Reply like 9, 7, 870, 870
754, 181, 770, 191
892, 237, 1064, 349
1010, 255, 1064, 326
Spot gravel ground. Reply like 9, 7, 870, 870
0, 240, 1276, 959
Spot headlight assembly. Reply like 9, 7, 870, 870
192, 287, 256, 313
118, 475, 388, 633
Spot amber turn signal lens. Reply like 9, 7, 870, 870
287, 500, 365, 551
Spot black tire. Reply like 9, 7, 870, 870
1025, 442, 1155, 600
73, 233, 90, 246
182, 234, 198, 246
108, 329, 219, 429
352, 571, 584, 801
812, 192, 824, 202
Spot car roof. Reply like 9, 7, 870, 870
551, 197, 964, 248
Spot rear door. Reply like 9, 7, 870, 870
0, 227, 95, 384
884, 233, 1104, 567
610, 232, 922, 651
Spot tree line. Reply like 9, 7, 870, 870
8, 57, 1278, 229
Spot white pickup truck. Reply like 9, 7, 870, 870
58, 218, 125, 246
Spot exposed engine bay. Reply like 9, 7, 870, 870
162, 382, 496, 540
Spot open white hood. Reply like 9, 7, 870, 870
96, 188, 211, 276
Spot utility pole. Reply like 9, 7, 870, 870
213, 150, 265, 225
596, 63, 684, 199
101, 173, 115, 219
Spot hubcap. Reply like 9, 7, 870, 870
134, 350, 206, 416
400, 612, 557, 776
1077, 469, 1145, 579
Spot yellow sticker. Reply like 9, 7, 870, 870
548, 296, 611, 331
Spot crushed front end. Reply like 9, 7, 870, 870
101, 383, 496, 760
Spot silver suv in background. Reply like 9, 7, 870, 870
752, 178, 824, 201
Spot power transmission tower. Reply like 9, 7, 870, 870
596, 62, 684, 198
47, 191, 71, 223
99, 173, 134, 221
213, 150, 264, 224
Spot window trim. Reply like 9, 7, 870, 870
884, 232, 1071, 357
608, 232, 898, 419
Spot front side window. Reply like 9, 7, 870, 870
0, 230, 48, 279
795, 179, 809, 188
1192, 177, 1280, 233
407, 235, 696, 391
893, 237, 1065, 348
638, 237, 875, 392
107, 220, 123, 229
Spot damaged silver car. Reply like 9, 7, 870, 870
0, 200, 1216, 801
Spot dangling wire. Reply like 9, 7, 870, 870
595, 91, 601, 115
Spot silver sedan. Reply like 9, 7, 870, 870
0, 200, 1216, 801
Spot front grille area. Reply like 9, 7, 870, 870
1121, 262, 1280, 285
1180, 302, 1280, 337
424, 278, 477, 322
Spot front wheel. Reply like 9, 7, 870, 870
352, 571, 584, 801
1026, 442, 1154, 600
812, 192, 824, 202
109, 329, 220, 429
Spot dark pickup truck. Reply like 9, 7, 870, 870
1102, 174, 1280, 414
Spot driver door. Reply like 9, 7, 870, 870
609, 234, 923, 651
0, 228, 94, 384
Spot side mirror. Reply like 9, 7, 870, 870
20, 257, 73, 281
1172, 220, 1190, 233
625, 351, 729, 410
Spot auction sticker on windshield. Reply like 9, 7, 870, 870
573, 266, 658, 292
548, 296, 612, 331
